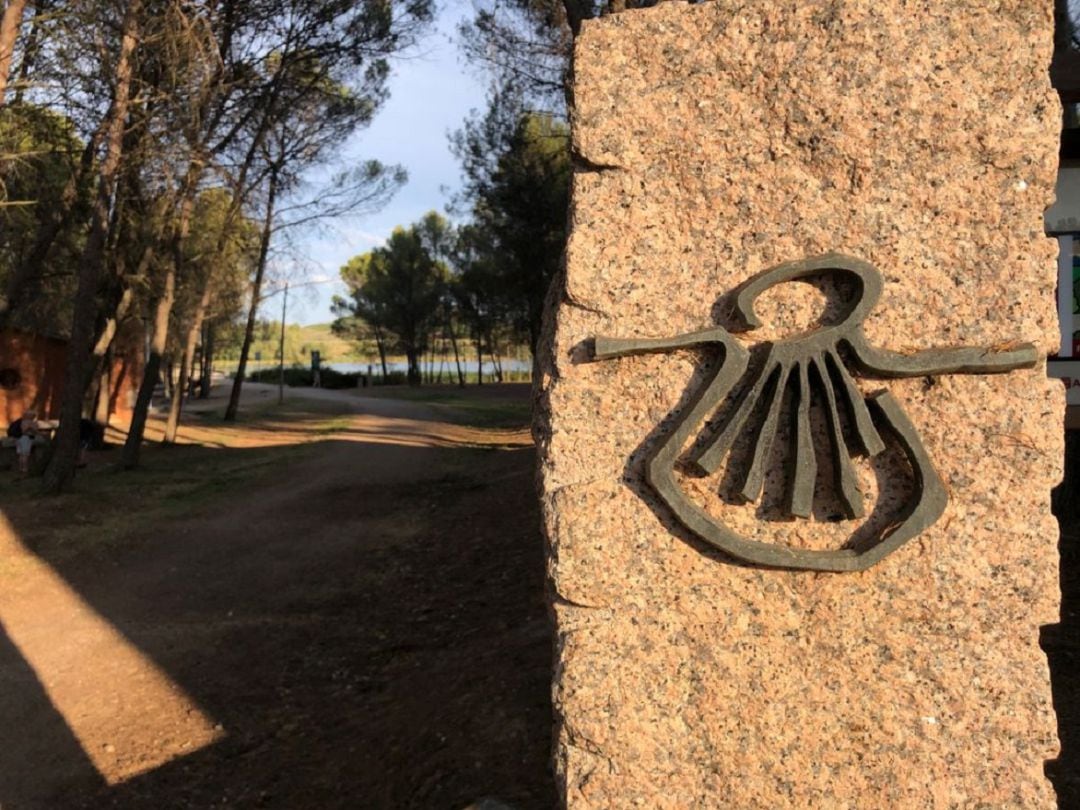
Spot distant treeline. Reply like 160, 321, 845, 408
0, 1, 434, 491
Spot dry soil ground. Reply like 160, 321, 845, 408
3, 382, 1078, 809
0, 382, 555, 809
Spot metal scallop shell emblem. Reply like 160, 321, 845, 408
593, 253, 1039, 572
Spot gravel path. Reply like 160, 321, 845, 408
0, 388, 554, 809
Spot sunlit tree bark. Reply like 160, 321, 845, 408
42, 0, 140, 493
0, 0, 27, 104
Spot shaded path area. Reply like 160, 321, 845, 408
0, 385, 554, 809
1046, 429, 1080, 808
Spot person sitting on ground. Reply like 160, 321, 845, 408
7, 409, 39, 474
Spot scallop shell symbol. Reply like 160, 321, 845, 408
594, 253, 1039, 572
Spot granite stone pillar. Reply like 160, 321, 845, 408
536, 3, 1063, 806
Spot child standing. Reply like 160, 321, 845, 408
7, 409, 39, 474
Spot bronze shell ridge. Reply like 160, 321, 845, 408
593, 253, 1039, 572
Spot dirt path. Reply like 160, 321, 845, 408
188, 380, 448, 421
0, 386, 554, 809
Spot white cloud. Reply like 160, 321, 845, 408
350, 229, 388, 246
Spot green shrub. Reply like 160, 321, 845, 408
248, 366, 361, 388
245, 366, 476, 388
321, 368, 363, 389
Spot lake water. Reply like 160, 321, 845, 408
326, 359, 532, 375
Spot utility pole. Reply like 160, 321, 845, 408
279, 282, 288, 404
242, 276, 333, 416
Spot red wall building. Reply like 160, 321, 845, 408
0, 329, 141, 424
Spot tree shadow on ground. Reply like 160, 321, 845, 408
0, 435, 555, 810
1045, 429, 1080, 808
0, 624, 106, 808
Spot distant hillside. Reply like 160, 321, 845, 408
218, 322, 376, 368
292, 323, 369, 362
217, 321, 532, 374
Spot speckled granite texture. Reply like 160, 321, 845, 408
535, 2, 1064, 807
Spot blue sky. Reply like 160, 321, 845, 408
283, 1, 488, 325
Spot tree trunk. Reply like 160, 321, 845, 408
121, 160, 201, 467
406, 347, 421, 386
199, 321, 214, 398
476, 339, 483, 385
90, 298, 124, 376
159, 358, 170, 403
373, 324, 389, 380
490, 343, 504, 383
11, 0, 41, 104
0, 123, 105, 322
76, 111, 154, 413
447, 317, 465, 387
85, 281, 134, 431
164, 282, 212, 443
224, 164, 279, 421
561, 0, 596, 37
93, 347, 112, 432
41, 0, 139, 494
0, 0, 27, 104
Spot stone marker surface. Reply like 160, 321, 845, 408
535, 2, 1064, 807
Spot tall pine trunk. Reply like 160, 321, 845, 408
87, 282, 134, 433
92, 344, 113, 443
446, 315, 465, 387
199, 322, 214, 398
121, 270, 174, 467
0, 0, 26, 104
163, 358, 173, 400
405, 347, 420, 386
41, 0, 139, 493
489, 343, 503, 383
164, 282, 212, 443
0, 124, 104, 321
121, 161, 201, 468
373, 323, 389, 380
11, 0, 40, 105
224, 165, 279, 421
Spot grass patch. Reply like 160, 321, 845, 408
351, 383, 533, 429
188, 395, 356, 422
426, 399, 532, 429
0, 407, 346, 564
